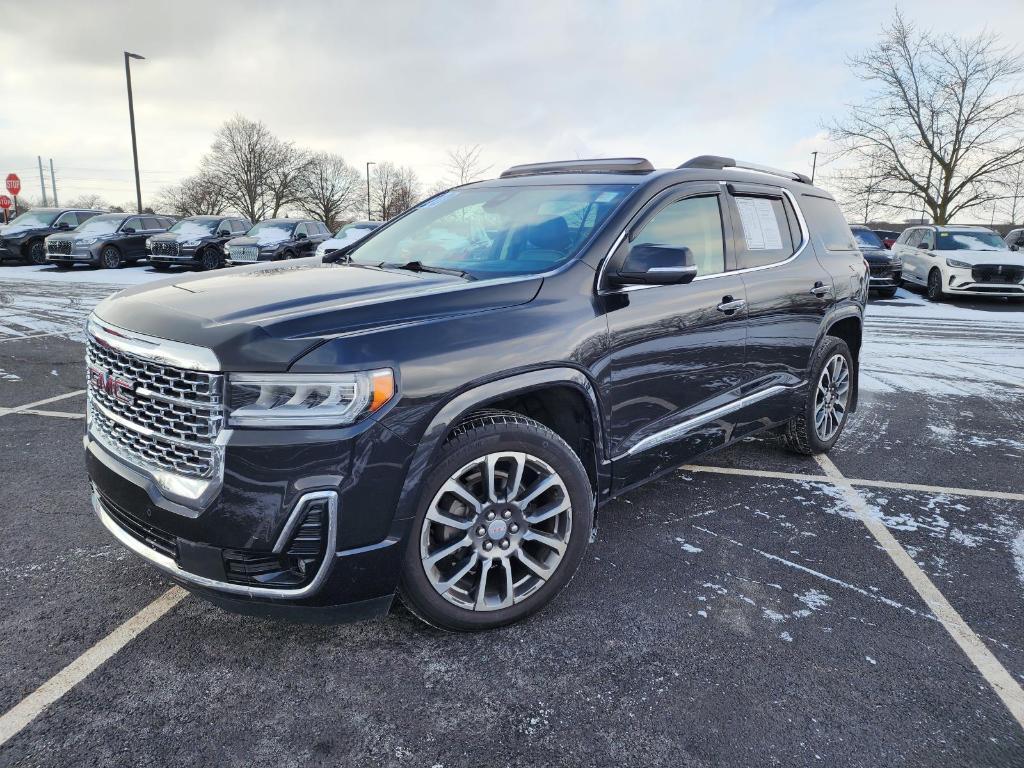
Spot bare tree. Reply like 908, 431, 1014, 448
372, 162, 421, 220
265, 142, 311, 218
1000, 161, 1024, 224
202, 115, 281, 223
827, 12, 1024, 224
65, 193, 111, 210
298, 152, 363, 229
444, 144, 492, 186
155, 172, 230, 217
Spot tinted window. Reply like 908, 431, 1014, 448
731, 195, 796, 268
633, 195, 725, 277
294, 223, 308, 237
78, 211, 99, 223
142, 217, 161, 230
800, 195, 857, 251
851, 228, 883, 249
123, 217, 143, 231
55, 212, 79, 227
232, 220, 247, 232
318, 222, 330, 235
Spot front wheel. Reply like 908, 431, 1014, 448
25, 240, 46, 266
200, 248, 221, 271
927, 268, 945, 301
100, 246, 122, 269
399, 411, 593, 631
782, 337, 854, 455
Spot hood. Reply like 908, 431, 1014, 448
92, 258, 542, 371
936, 249, 1024, 267
0, 224, 46, 239
859, 247, 895, 264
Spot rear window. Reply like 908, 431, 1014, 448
800, 195, 857, 251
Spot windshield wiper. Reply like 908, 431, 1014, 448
376, 260, 474, 280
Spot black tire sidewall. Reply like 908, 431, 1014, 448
927, 269, 943, 301
399, 418, 593, 631
26, 240, 45, 265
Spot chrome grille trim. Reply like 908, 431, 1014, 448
150, 240, 181, 257
47, 239, 73, 255
229, 245, 259, 262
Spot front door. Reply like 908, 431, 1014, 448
601, 184, 749, 493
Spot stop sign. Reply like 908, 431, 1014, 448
5, 174, 20, 197
0, 195, 10, 210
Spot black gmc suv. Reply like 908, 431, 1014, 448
85, 156, 867, 630
147, 215, 252, 271
46, 213, 176, 268
223, 218, 330, 264
0, 207, 104, 265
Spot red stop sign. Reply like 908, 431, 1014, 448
6, 174, 21, 196
0, 195, 10, 210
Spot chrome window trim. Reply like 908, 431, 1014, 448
93, 488, 339, 599
614, 384, 796, 460
596, 185, 811, 293
88, 316, 220, 372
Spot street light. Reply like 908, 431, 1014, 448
366, 161, 376, 220
810, 151, 818, 184
124, 51, 146, 214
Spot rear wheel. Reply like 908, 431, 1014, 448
783, 337, 853, 455
926, 268, 944, 301
100, 246, 122, 269
24, 240, 46, 266
399, 411, 593, 631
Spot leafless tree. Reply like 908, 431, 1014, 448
155, 172, 230, 217
297, 152, 362, 229
444, 144, 492, 186
372, 162, 421, 220
202, 115, 282, 223
64, 193, 111, 211
826, 12, 1024, 224
1000, 162, 1024, 224
265, 142, 312, 218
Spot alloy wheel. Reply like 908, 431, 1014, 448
101, 247, 121, 269
927, 270, 943, 300
202, 250, 220, 270
813, 354, 850, 442
28, 241, 45, 265
419, 452, 573, 612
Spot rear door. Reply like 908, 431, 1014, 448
602, 182, 749, 492
728, 185, 833, 424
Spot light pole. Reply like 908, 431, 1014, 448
810, 151, 818, 184
366, 161, 375, 220
124, 51, 146, 214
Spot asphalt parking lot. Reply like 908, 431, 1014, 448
1, 262, 1023, 767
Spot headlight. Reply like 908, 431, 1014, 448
227, 370, 395, 427
182, 240, 201, 248
145, 237, 153, 249
76, 237, 98, 246
946, 258, 971, 269
224, 244, 231, 254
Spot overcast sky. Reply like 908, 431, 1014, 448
2, 0, 1023, 209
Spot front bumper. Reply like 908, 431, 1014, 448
943, 266, 1024, 297
46, 244, 101, 264
867, 263, 901, 288
149, 249, 199, 265
0, 242, 23, 260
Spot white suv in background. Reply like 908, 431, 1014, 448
892, 225, 1024, 301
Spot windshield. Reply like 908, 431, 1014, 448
852, 229, 883, 249
936, 230, 1007, 251
335, 223, 377, 237
348, 184, 634, 278
169, 219, 219, 236
6, 210, 58, 228
74, 215, 124, 236
247, 221, 295, 241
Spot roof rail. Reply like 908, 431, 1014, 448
678, 155, 811, 184
500, 157, 655, 178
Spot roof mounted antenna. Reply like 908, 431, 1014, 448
678, 155, 811, 184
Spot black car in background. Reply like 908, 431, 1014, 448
0, 207, 105, 265
45, 213, 176, 269
872, 229, 900, 249
224, 219, 330, 264
852, 225, 901, 297
147, 215, 252, 271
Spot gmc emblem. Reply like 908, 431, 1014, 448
88, 366, 135, 404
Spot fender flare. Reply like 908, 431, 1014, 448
815, 306, 864, 412
391, 366, 606, 523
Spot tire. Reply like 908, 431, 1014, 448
926, 268, 944, 301
876, 286, 898, 299
399, 411, 594, 631
782, 337, 854, 455
200, 248, 221, 271
100, 246, 122, 269
24, 239, 46, 266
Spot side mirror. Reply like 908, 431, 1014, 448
294, 232, 307, 240
219, 230, 231, 237
56, 222, 71, 230
609, 243, 698, 286
122, 227, 136, 234
1012, 244, 1019, 251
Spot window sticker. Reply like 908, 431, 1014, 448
735, 197, 783, 250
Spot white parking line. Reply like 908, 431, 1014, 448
813, 454, 1024, 730
680, 464, 1024, 503
18, 409, 85, 420
0, 390, 87, 418
0, 587, 187, 747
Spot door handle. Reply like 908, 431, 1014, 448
716, 296, 746, 314
809, 282, 831, 297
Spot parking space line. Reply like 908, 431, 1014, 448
0, 390, 87, 418
0, 587, 187, 747
680, 464, 1024, 503
18, 409, 85, 420
0, 329, 79, 343
813, 454, 1024, 730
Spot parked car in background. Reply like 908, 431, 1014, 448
872, 229, 900, 249
851, 225, 901, 298
84, 154, 867, 631
1004, 228, 1024, 249
0, 207, 105, 265
147, 215, 252, 271
315, 221, 383, 259
224, 219, 330, 264
892, 225, 1024, 301
45, 213, 176, 269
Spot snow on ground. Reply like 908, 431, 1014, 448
0, 262, 169, 286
